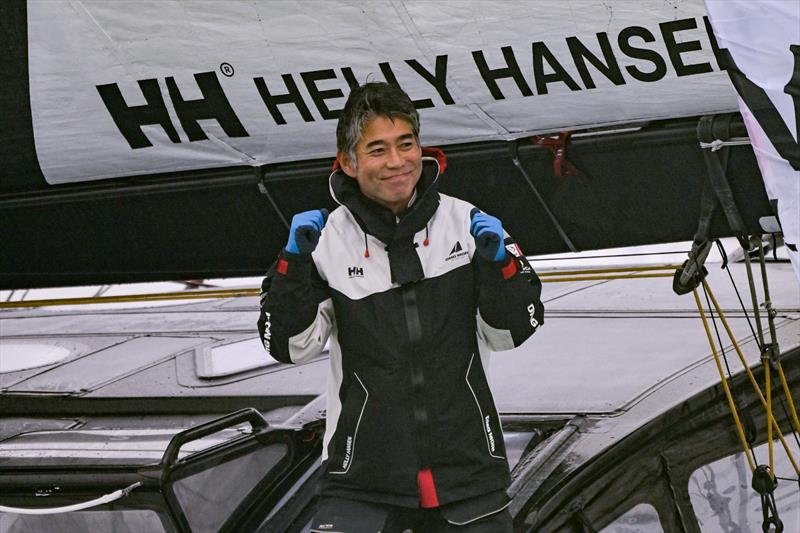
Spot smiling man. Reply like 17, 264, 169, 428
258, 82, 544, 532
340, 114, 422, 215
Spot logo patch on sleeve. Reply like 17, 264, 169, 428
505, 242, 523, 258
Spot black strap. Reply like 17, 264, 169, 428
696, 114, 747, 243
673, 114, 750, 295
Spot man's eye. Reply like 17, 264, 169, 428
370, 148, 384, 156
399, 142, 414, 150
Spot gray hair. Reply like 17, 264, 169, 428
336, 82, 420, 168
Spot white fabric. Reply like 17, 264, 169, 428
28, 1, 734, 184
288, 298, 335, 364
705, 0, 800, 280
476, 310, 516, 352
313, 194, 478, 300
321, 333, 342, 463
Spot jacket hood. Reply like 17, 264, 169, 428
328, 147, 447, 285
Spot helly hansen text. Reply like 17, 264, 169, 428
485, 415, 496, 453
342, 435, 353, 469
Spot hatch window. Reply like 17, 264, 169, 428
0, 341, 75, 373
169, 441, 289, 533
0, 510, 167, 533
688, 439, 799, 533
195, 338, 279, 378
599, 503, 663, 532
7, 337, 201, 392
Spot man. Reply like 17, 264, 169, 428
258, 82, 543, 532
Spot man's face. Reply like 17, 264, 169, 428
339, 115, 422, 214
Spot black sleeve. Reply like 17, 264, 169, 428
474, 236, 544, 350
257, 250, 332, 364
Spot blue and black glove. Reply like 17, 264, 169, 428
286, 209, 328, 255
470, 208, 506, 262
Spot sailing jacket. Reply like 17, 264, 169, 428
258, 151, 544, 508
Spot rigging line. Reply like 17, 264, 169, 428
756, 240, 781, 351
541, 273, 674, 283
690, 246, 761, 471
716, 239, 762, 351
719, 239, 773, 474
510, 143, 577, 253
691, 252, 755, 473
699, 277, 760, 469
775, 360, 800, 440
766, 349, 776, 481
702, 280, 800, 476
255, 167, 290, 231
771, 368, 800, 451
691, 252, 740, 414
529, 250, 691, 262
538, 264, 680, 276
692, 287, 756, 473
756, 239, 786, 479
742, 239, 767, 349
712, 243, 796, 474
701, 279, 736, 383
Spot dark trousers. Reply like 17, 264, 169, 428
311, 495, 514, 533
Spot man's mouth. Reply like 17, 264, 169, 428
382, 171, 411, 181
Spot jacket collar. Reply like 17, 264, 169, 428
328, 148, 447, 285
329, 152, 443, 245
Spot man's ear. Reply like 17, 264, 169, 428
337, 152, 357, 178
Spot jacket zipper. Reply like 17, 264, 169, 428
401, 284, 432, 468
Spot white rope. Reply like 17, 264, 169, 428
700, 137, 751, 151
0, 482, 141, 515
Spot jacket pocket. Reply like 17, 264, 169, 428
328, 372, 369, 475
465, 353, 506, 460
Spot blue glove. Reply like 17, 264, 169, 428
286, 209, 328, 255
470, 208, 506, 262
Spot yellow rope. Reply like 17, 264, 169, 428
693, 287, 756, 473
538, 264, 681, 277
766, 353, 775, 479
702, 280, 800, 476
0, 289, 260, 309
0, 270, 678, 308
775, 363, 800, 437
541, 273, 674, 283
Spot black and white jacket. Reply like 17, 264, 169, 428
258, 150, 544, 509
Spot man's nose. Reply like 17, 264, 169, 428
386, 147, 403, 168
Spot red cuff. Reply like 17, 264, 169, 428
276, 258, 289, 275
417, 468, 440, 508
501, 257, 518, 279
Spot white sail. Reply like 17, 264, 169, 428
705, 0, 800, 280
27, 0, 736, 184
